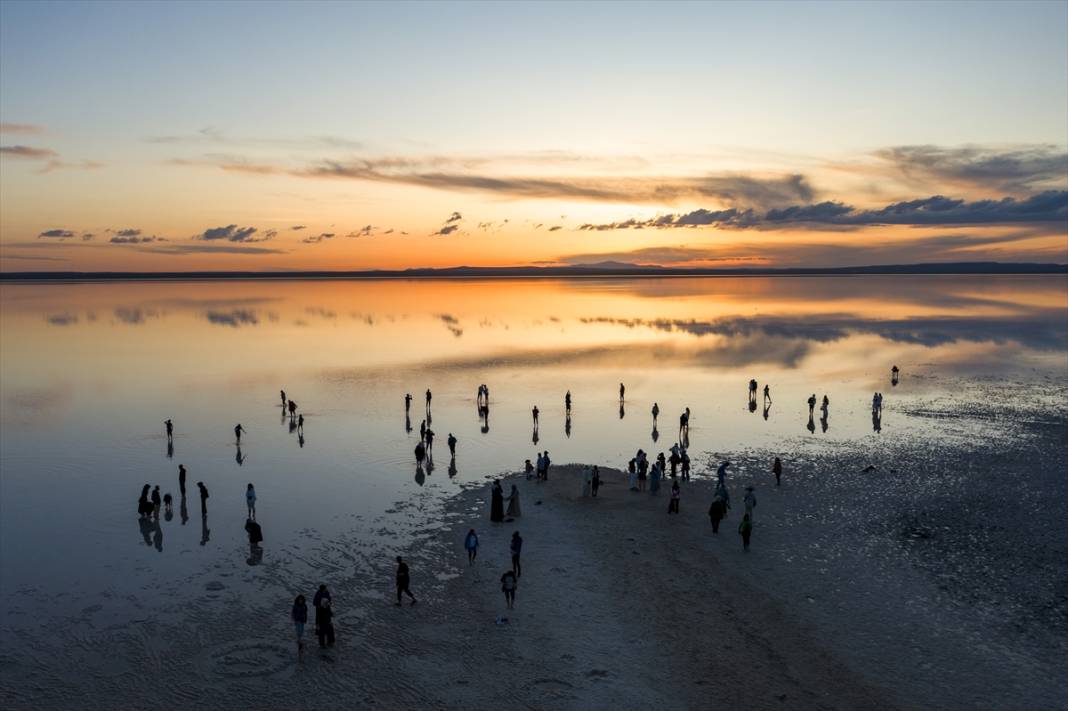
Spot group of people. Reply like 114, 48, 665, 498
465, 523, 524, 609
625, 441, 691, 493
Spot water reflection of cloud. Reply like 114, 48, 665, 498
2, 383, 73, 426
580, 313, 1067, 352
45, 313, 78, 326
438, 313, 463, 338
113, 307, 162, 325
204, 309, 259, 327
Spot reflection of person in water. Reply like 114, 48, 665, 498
448, 456, 457, 477
763, 400, 771, 421
138, 517, 153, 545
299, 432, 305, 448
152, 517, 163, 552
405, 413, 412, 434
651, 422, 659, 442
565, 413, 572, 438
807, 413, 816, 434
619, 401, 625, 419
235, 446, 247, 466
245, 518, 263, 565
180, 493, 188, 525
200, 512, 210, 546
167, 440, 174, 459
873, 408, 882, 433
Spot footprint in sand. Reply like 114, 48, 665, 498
198, 642, 293, 679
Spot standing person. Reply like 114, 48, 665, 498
292, 594, 307, 657
763, 384, 771, 404
669, 448, 681, 478
316, 598, 335, 647
773, 457, 782, 486
404, 392, 412, 413
565, 390, 572, 413
425, 388, 432, 413
650, 461, 662, 494
234, 423, 246, 444
425, 428, 435, 454
524, 459, 534, 480
419, 419, 427, 441
638, 452, 648, 492
280, 390, 287, 408
506, 484, 522, 518
717, 460, 731, 484
490, 480, 504, 522
246, 483, 257, 519
447, 433, 457, 456
807, 394, 817, 416
178, 464, 187, 496
582, 467, 592, 497
510, 531, 523, 578
414, 441, 426, 466
591, 465, 601, 497
297, 414, 304, 431
395, 556, 416, 606
681, 450, 691, 481
500, 569, 518, 610
668, 480, 681, 514
164, 419, 173, 441
197, 481, 209, 514
532, 405, 539, 426
651, 402, 659, 421
288, 400, 297, 417
739, 513, 753, 551
542, 451, 551, 480
744, 486, 757, 519
464, 529, 479, 564
628, 458, 638, 491
151, 485, 162, 518
138, 484, 152, 518
708, 496, 726, 533
313, 584, 332, 614
619, 382, 625, 401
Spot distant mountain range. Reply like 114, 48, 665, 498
1, 262, 1065, 280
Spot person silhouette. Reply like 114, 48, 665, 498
480, 405, 490, 434
873, 408, 882, 433
619, 401, 625, 419
419, 419, 426, 441
773, 456, 782, 486
152, 517, 163, 552
619, 382, 625, 402
425, 388, 432, 414
405, 413, 412, 434
164, 419, 173, 441
748, 379, 758, 405
246, 483, 257, 519
448, 432, 457, 456
532, 426, 540, 446
163, 492, 173, 519
532, 405, 539, 426
821, 395, 829, 416
565, 413, 572, 438
491, 480, 504, 522
425, 428, 435, 453
288, 400, 297, 417
289, 417, 298, 434
404, 392, 412, 412
448, 456, 457, 477
234, 423, 246, 443
197, 481, 209, 514
297, 413, 304, 431
180, 493, 188, 525
891, 365, 900, 386
395, 556, 416, 607
749, 399, 757, 413
137, 484, 152, 518
299, 432, 305, 448
807, 413, 816, 434
652, 422, 659, 442
651, 402, 659, 421
763, 384, 771, 404
763, 401, 770, 421
151, 485, 162, 519
807, 394, 816, 417
280, 389, 287, 408
414, 441, 426, 465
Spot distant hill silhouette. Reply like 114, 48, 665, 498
1, 262, 1065, 280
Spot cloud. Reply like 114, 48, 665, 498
114, 228, 142, 237
445, 211, 462, 223
347, 225, 374, 238
263, 229, 278, 238
139, 243, 286, 255
1, 145, 58, 159
290, 225, 307, 230
577, 191, 1068, 231
874, 145, 1068, 193
548, 226, 563, 231
197, 224, 270, 242
0, 123, 44, 134
38, 229, 76, 239
110, 235, 162, 244
46, 314, 78, 325
432, 224, 459, 237
302, 232, 336, 244
149, 128, 362, 150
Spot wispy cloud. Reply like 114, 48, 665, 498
873, 144, 1068, 193
110, 235, 163, 244
139, 243, 287, 255
38, 229, 76, 239
302, 232, 336, 244
290, 225, 307, 231
0, 123, 44, 134
149, 127, 362, 150
1, 145, 58, 159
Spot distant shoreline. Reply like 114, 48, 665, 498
1, 261, 1066, 282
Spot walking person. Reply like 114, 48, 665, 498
246, 483, 257, 519
525, 459, 534, 480
807, 394, 817, 417
668, 480, 680, 514
773, 456, 782, 486
651, 402, 659, 421
280, 389, 287, 408
197, 481, 209, 514
447, 433, 457, 456
316, 598, 335, 648
425, 388, 432, 413
464, 529, 479, 564
744, 486, 757, 519
739, 513, 753, 551
164, 419, 173, 441
708, 496, 726, 533
151, 485, 162, 518
681, 450, 691, 481
501, 569, 518, 609
234, 423, 246, 444
292, 594, 308, 658
532, 405, 539, 427
591, 465, 601, 497
510, 531, 523, 578
395, 556, 416, 606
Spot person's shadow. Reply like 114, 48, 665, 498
820, 414, 829, 433
565, 414, 572, 439
166, 441, 174, 459
200, 513, 211, 546
448, 455, 457, 478
235, 446, 247, 466
405, 414, 412, 434
651, 424, 659, 443
415, 464, 426, 486
139, 517, 153, 546
763, 402, 771, 421
749, 399, 757, 413
299, 433, 305, 448
873, 411, 882, 433
480, 405, 490, 434
180, 494, 189, 526
619, 402, 625, 420
681, 430, 690, 449
153, 518, 163, 552
532, 426, 539, 446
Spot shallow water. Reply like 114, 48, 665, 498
1, 276, 1066, 705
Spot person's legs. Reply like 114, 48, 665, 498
512, 554, 521, 578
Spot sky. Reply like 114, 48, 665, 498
1, 0, 1066, 271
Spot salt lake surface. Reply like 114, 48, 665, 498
1, 276, 1066, 707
